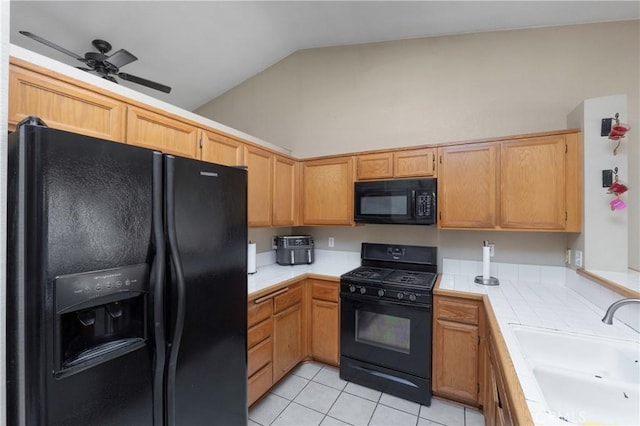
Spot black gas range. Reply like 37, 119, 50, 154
339, 243, 438, 406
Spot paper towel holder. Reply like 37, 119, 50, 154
474, 276, 500, 286
475, 240, 499, 285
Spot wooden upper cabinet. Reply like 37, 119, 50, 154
273, 156, 297, 227
9, 64, 126, 141
356, 148, 436, 180
394, 148, 436, 178
200, 129, 244, 166
438, 143, 499, 229
126, 106, 198, 158
245, 145, 273, 227
500, 136, 566, 230
356, 152, 393, 180
302, 156, 354, 225
438, 132, 581, 232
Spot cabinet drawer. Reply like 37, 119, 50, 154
274, 285, 303, 314
248, 337, 272, 377
248, 318, 272, 349
437, 298, 479, 325
248, 298, 273, 327
312, 281, 339, 302
248, 363, 273, 406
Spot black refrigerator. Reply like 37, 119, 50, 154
6, 121, 248, 425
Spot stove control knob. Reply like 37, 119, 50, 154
377, 289, 385, 297
397, 292, 404, 300
349, 285, 356, 293
409, 293, 417, 302
360, 287, 367, 295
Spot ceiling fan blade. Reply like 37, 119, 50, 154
117, 73, 171, 93
103, 75, 118, 84
76, 66, 94, 72
105, 49, 138, 69
19, 31, 85, 61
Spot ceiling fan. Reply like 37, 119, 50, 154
19, 31, 172, 94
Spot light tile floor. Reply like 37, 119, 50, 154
249, 362, 485, 426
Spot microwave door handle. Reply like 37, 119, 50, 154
411, 190, 416, 217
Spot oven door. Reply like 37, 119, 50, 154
340, 293, 431, 378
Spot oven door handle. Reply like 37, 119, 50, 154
341, 293, 431, 310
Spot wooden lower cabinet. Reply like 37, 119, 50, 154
432, 294, 483, 406
247, 282, 305, 405
273, 302, 304, 382
247, 279, 340, 406
484, 331, 516, 426
309, 280, 340, 365
247, 298, 274, 406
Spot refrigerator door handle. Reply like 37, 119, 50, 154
151, 152, 166, 426
165, 155, 187, 426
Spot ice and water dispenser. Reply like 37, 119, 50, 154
54, 264, 149, 377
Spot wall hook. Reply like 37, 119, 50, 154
608, 113, 630, 155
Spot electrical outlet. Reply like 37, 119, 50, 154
565, 248, 572, 265
272, 237, 278, 250
575, 250, 583, 268
328, 237, 335, 248
489, 244, 495, 257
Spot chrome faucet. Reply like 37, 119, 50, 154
601, 298, 640, 324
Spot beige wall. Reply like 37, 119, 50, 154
298, 226, 568, 267
196, 21, 639, 159
197, 21, 640, 267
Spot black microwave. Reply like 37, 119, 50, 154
354, 178, 436, 225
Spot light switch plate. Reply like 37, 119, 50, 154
575, 250, 583, 268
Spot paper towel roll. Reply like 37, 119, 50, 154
482, 246, 491, 280
247, 243, 257, 274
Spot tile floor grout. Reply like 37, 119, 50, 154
249, 362, 484, 426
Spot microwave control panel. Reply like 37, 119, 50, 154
416, 193, 432, 218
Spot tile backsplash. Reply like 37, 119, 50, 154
441, 259, 566, 285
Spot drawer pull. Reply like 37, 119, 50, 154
254, 287, 288, 304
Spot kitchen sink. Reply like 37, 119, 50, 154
534, 365, 639, 425
510, 324, 640, 425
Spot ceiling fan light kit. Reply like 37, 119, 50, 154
19, 31, 171, 93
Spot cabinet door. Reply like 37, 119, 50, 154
311, 299, 339, 365
245, 145, 273, 227
500, 136, 566, 230
273, 303, 304, 382
9, 64, 125, 141
433, 319, 479, 404
273, 156, 297, 226
356, 152, 393, 180
438, 143, 498, 229
394, 148, 436, 177
200, 130, 244, 166
126, 106, 198, 158
302, 156, 354, 225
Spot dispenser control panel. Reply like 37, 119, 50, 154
55, 264, 148, 313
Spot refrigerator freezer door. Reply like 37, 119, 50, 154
164, 155, 248, 425
7, 125, 156, 425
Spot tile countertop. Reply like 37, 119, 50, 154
586, 268, 640, 293
438, 259, 640, 426
248, 254, 639, 424
247, 249, 361, 296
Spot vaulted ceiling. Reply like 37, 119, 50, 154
9, 1, 639, 110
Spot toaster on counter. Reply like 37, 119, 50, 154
274, 235, 314, 266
